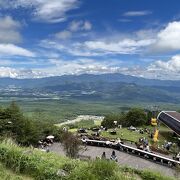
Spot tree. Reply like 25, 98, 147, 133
0, 102, 66, 146
0, 102, 23, 139
125, 108, 147, 126
0, 102, 48, 146
0, 107, 13, 137
61, 131, 81, 158
101, 114, 117, 128
101, 113, 127, 128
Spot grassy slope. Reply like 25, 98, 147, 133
0, 162, 33, 180
67, 119, 177, 148
101, 125, 177, 145
0, 139, 177, 180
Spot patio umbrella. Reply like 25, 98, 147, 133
46, 135, 54, 139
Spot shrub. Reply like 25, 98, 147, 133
101, 114, 126, 128
61, 131, 81, 158
125, 108, 147, 126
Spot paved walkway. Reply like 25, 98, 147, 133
49, 143, 179, 179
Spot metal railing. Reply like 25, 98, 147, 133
82, 139, 180, 167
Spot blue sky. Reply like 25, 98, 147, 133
0, 0, 180, 79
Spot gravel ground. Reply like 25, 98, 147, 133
49, 143, 179, 178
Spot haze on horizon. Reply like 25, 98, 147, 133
0, 0, 180, 80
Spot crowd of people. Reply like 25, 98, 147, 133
38, 136, 54, 152
136, 137, 151, 152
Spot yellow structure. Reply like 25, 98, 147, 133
151, 118, 157, 126
153, 129, 159, 142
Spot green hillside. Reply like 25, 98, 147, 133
0, 139, 177, 180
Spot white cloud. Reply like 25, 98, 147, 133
148, 55, 180, 73
55, 30, 72, 40
118, 19, 132, 22
69, 20, 92, 31
43, 55, 180, 80
150, 21, 180, 52
0, 57, 122, 78
120, 55, 180, 80
37, 58, 123, 76
0, 0, 79, 23
83, 21, 92, 30
135, 29, 157, 39
0, 67, 19, 78
53, 20, 92, 40
0, 16, 22, 43
0, 16, 20, 29
0, 44, 35, 57
0, 67, 44, 78
83, 39, 154, 54
1, 55, 180, 80
40, 36, 155, 57
0, 60, 14, 66
123, 10, 152, 17
69, 21, 83, 31
50, 21, 180, 56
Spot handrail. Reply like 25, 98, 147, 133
82, 138, 180, 167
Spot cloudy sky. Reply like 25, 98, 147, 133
0, 0, 180, 79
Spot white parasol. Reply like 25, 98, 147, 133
46, 135, 54, 139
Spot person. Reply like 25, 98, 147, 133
139, 144, 144, 150
140, 129, 144, 134
116, 138, 121, 144
110, 150, 118, 162
164, 142, 172, 151
46, 146, 50, 153
176, 152, 180, 161
120, 132, 123, 138
150, 133, 153, 139
144, 138, 148, 146
101, 152, 106, 159
82, 137, 87, 151
63, 127, 67, 132
144, 145, 150, 152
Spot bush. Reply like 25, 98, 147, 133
125, 108, 147, 126
101, 114, 126, 128
61, 132, 81, 158
68, 159, 121, 180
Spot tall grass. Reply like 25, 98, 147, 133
0, 162, 32, 180
0, 139, 78, 179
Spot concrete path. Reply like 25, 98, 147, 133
49, 143, 179, 179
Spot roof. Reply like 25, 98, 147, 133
157, 111, 180, 136
164, 111, 180, 122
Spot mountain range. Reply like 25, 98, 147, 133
0, 73, 180, 104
